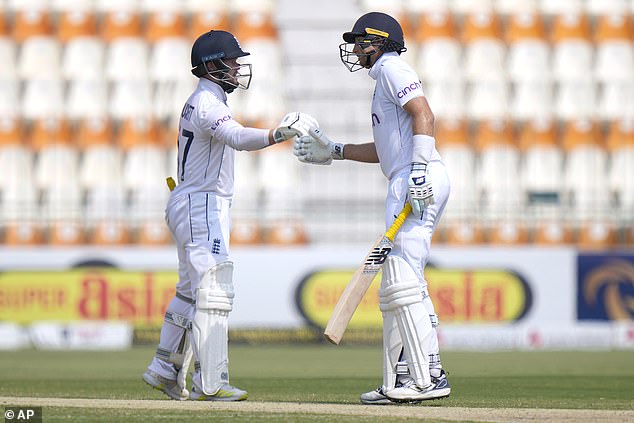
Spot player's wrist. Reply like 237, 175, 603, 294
331, 143, 344, 160
412, 134, 435, 164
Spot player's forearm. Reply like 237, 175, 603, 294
341, 142, 379, 163
215, 120, 270, 151
405, 96, 435, 137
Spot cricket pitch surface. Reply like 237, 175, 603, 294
1, 396, 633, 423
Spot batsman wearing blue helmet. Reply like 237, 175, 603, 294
143, 29, 317, 401
294, 12, 451, 404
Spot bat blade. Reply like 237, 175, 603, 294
323, 235, 393, 344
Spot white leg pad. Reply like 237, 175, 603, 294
422, 288, 441, 370
191, 261, 234, 395
379, 255, 433, 389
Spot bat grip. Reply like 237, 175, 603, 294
385, 203, 412, 242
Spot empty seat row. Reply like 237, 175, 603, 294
364, 0, 634, 16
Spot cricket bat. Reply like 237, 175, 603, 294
324, 203, 412, 344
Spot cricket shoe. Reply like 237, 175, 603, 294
142, 370, 188, 401
190, 384, 248, 401
360, 386, 392, 405
386, 374, 451, 403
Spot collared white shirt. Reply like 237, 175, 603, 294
171, 78, 268, 200
368, 52, 442, 179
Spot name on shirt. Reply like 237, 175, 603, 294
181, 103, 195, 121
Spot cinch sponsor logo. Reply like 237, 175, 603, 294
397, 81, 422, 99
295, 267, 532, 329
577, 254, 634, 321
211, 115, 232, 130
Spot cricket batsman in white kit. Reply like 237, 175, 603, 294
142, 29, 316, 401
294, 12, 451, 404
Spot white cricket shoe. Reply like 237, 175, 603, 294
190, 384, 248, 401
360, 386, 392, 405
142, 370, 188, 401
386, 376, 450, 403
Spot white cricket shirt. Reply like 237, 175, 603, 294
170, 78, 269, 200
368, 52, 442, 179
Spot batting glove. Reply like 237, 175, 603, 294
408, 162, 434, 218
293, 128, 344, 165
273, 112, 319, 143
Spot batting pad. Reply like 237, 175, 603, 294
192, 261, 234, 395
379, 255, 433, 390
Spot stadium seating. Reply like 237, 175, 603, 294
0, 3, 632, 247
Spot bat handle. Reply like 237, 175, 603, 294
385, 203, 412, 242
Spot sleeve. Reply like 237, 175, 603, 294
213, 119, 270, 151
193, 94, 269, 151
381, 62, 425, 108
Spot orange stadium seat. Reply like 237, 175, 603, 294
551, 12, 593, 81
12, 9, 52, 43
595, 14, 634, 121
77, 117, 129, 245
59, 10, 104, 81
0, 12, 17, 80
21, 78, 65, 121
66, 79, 108, 121
147, 11, 193, 121
507, 14, 553, 122
31, 118, 84, 245
0, 79, 19, 119
496, 0, 537, 14
232, 10, 283, 127
475, 120, 528, 244
434, 119, 484, 244
518, 119, 572, 244
452, 0, 493, 14
586, 0, 630, 15
15, 10, 61, 81
140, 0, 181, 13
551, 13, 596, 120
462, 14, 508, 120
561, 119, 615, 248
259, 141, 309, 245
0, 118, 41, 245
103, 10, 148, 82
415, 12, 462, 83
119, 118, 171, 244
266, 220, 309, 245
539, 0, 583, 15
506, 13, 550, 83
462, 12, 505, 82
606, 119, 634, 246
189, 10, 231, 40
146, 10, 186, 43
403, 0, 447, 14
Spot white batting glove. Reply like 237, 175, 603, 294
408, 162, 434, 218
272, 112, 319, 143
293, 127, 344, 165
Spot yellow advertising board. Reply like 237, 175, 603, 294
297, 267, 531, 329
0, 270, 178, 325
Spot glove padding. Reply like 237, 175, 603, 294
408, 162, 435, 218
273, 112, 319, 143
293, 127, 344, 165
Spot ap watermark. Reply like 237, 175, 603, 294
4, 407, 42, 423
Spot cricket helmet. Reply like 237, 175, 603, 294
191, 30, 252, 93
340, 12, 407, 72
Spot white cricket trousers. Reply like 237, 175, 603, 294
149, 192, 232, 379
385, 161, 450, 369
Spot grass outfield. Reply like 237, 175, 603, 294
0, 345, 632, 422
